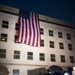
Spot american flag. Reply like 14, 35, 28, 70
18, 10, 41, 47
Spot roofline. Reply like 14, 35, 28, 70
0, 4, 75, 29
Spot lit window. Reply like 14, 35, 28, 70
2, 20, 9, 28
0, 49, 6, 58
27, 52, 33, 60
0, 33, 7, 42
14, 51, 20, 59
39, 53, 45, 61
50, 54, 56, 62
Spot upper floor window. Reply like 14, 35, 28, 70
2, 20, 9, 28
0, 33, 7, 42
49, 30, 53, 36
60, 55, 65, 63
70, 56, 74, 63
13, 69, 19, 75
49, 41, 54, 48
68, 44, 73, 50
39, 53, 45, 61
0, 49, 6, 58
59, 42, 64, 49
40, 28, 44, 35
41, 39, 44, 47
15, 23, 18, 30
14, 51, 20, 59
27, 52, 33, 60
67, 33, 71, 40
58, 32, 63, 38
50, 54, 56, 62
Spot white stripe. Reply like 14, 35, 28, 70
30, 12, 34, 46
26, 19, 30, 44
22, 18, 26, 43
33, 13, 37, 46
19, 17, 22, 42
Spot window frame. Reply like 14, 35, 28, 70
49, 30, 53, 36
70, 56, 74, 63
27, 52, 33, 60
60, 55, 65, 63
40, 28, 44, 35
39, 53, 45, 61
67, 33, 71, 40
58, 32, 63, 38
49, 41, 54, 48
2, 20, 9, 28
0, 49, 6, 58
59, 42, 64, 49
13, 69, 19, 75
14, 51, 20, 59
50, 54, 56, 62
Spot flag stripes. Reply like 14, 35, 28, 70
18, 11, 41, 47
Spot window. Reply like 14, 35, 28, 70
49, 30, 53, 36
39, 53, 45, 61
40, 28, 44, 35
41, 39, 44, 46
68, 44, 72, 50
13, 69, 19, 75
2, 20, 9, 28
70, 56, 74, 63
60, 55, 65, 63
59, 42, 64, 49
0, 49, 6, 58
14, 35, 18, 43
27, 52, 33, 60
50, 54, 56, 62
15, 23, 18, 30
49, 41, 54, 48
14, 51, 20, 59
58, 32, 63, 38
0, 33, 7, 42
67, 33, 71, 40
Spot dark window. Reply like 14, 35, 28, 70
2, 20, 9, 28
50, 54, 56, 62
39, 53, 45, 61
60, 55, 65, 63
14, 51, 20, 59
49, 30, 53, 36
0, 49, 6, 58
27, 52, 33, 60
67, 33, 71, 40
58, 32, 63, 38
40, 28, 44, 35
59, 42, 64, 49
15, 23, 18, 30
15, 35, 18, 43
70, 56, 74, 63
41, 39, 44, 47
13, 69, 19, 75
68, 44, 72, 50
0, 33, 7, 42
49, 41, 54, 48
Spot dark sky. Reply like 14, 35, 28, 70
0, 0, 75, 23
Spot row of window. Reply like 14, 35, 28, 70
0, 33, 73, 50
0, 49, 74, 63
1, 20, 72, 40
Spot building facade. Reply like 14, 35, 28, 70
0, 5, 75, 75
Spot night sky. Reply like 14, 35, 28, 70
0, 0, 75, 24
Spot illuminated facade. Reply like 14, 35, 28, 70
0, 5, 75, 75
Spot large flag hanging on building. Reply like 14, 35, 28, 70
18, 10, 41, 47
